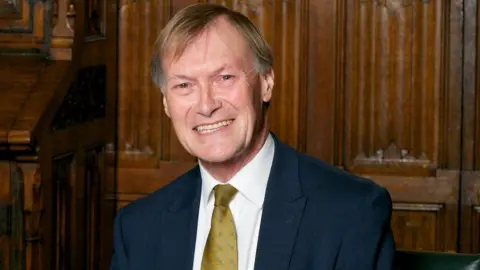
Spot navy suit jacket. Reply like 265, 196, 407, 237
110, 137, 395, 270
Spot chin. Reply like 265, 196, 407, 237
195, 146, 240, 164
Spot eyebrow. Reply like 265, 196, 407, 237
167, 74, 195, 82
168, 65, 233, 82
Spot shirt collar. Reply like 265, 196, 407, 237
199, 133, 275, 208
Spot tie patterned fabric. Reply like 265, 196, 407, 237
201, 184, 238, 270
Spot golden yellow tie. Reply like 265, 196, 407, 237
201, 184, 238, 270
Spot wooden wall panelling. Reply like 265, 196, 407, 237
118, 0, 172, 163
305, 0, 344, 164
317, 0, 464, 252
459, 0, 480, 254
363, 171, 459, 251
343, 0, 458, 176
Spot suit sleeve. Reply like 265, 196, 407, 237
110, 207, 129, 270
337, 186, 396, 270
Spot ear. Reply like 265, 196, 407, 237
261, 68, 274, 103
163, 96, 171, 118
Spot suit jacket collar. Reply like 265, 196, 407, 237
254, 134, 307, 270
160, 167, 202, 270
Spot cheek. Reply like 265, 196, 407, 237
222, 84, 257, 109
165, 99, 192, 124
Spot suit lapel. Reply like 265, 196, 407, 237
254, 138, 307, 270
159, 167, 201, 270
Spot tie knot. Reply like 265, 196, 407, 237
214, 184, 237, 206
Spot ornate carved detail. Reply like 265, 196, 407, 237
51, 65, 107, 131
85, 0, 106, 41
354, 141, 430, 166
208, 0, 275, 17
360, 0, 429, 10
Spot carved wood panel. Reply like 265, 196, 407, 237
332, 0, 463, 252
118, 0, 174, 162
344, 0, 450, 175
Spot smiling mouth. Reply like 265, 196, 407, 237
194, 119, 234, 134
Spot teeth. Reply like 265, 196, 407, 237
196, 120, 233, 133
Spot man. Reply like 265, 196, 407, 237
110, 3, 395, 270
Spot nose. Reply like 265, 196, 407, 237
196, 84, 221, 117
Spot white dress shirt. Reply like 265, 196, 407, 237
192, 133, 275, 270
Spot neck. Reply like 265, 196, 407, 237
200, 125, 270, 182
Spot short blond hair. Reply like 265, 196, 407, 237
149, 3, 273, 90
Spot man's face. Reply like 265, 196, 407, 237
162, 18, 274, 164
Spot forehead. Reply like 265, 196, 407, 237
164, 18, 253, 73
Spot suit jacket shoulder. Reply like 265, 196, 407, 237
116, 165, 201, 242
297, 152, 388, 197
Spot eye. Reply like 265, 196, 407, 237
175, 82, 190, 89
221, 74, 234, 80
215, 74, 236, 88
